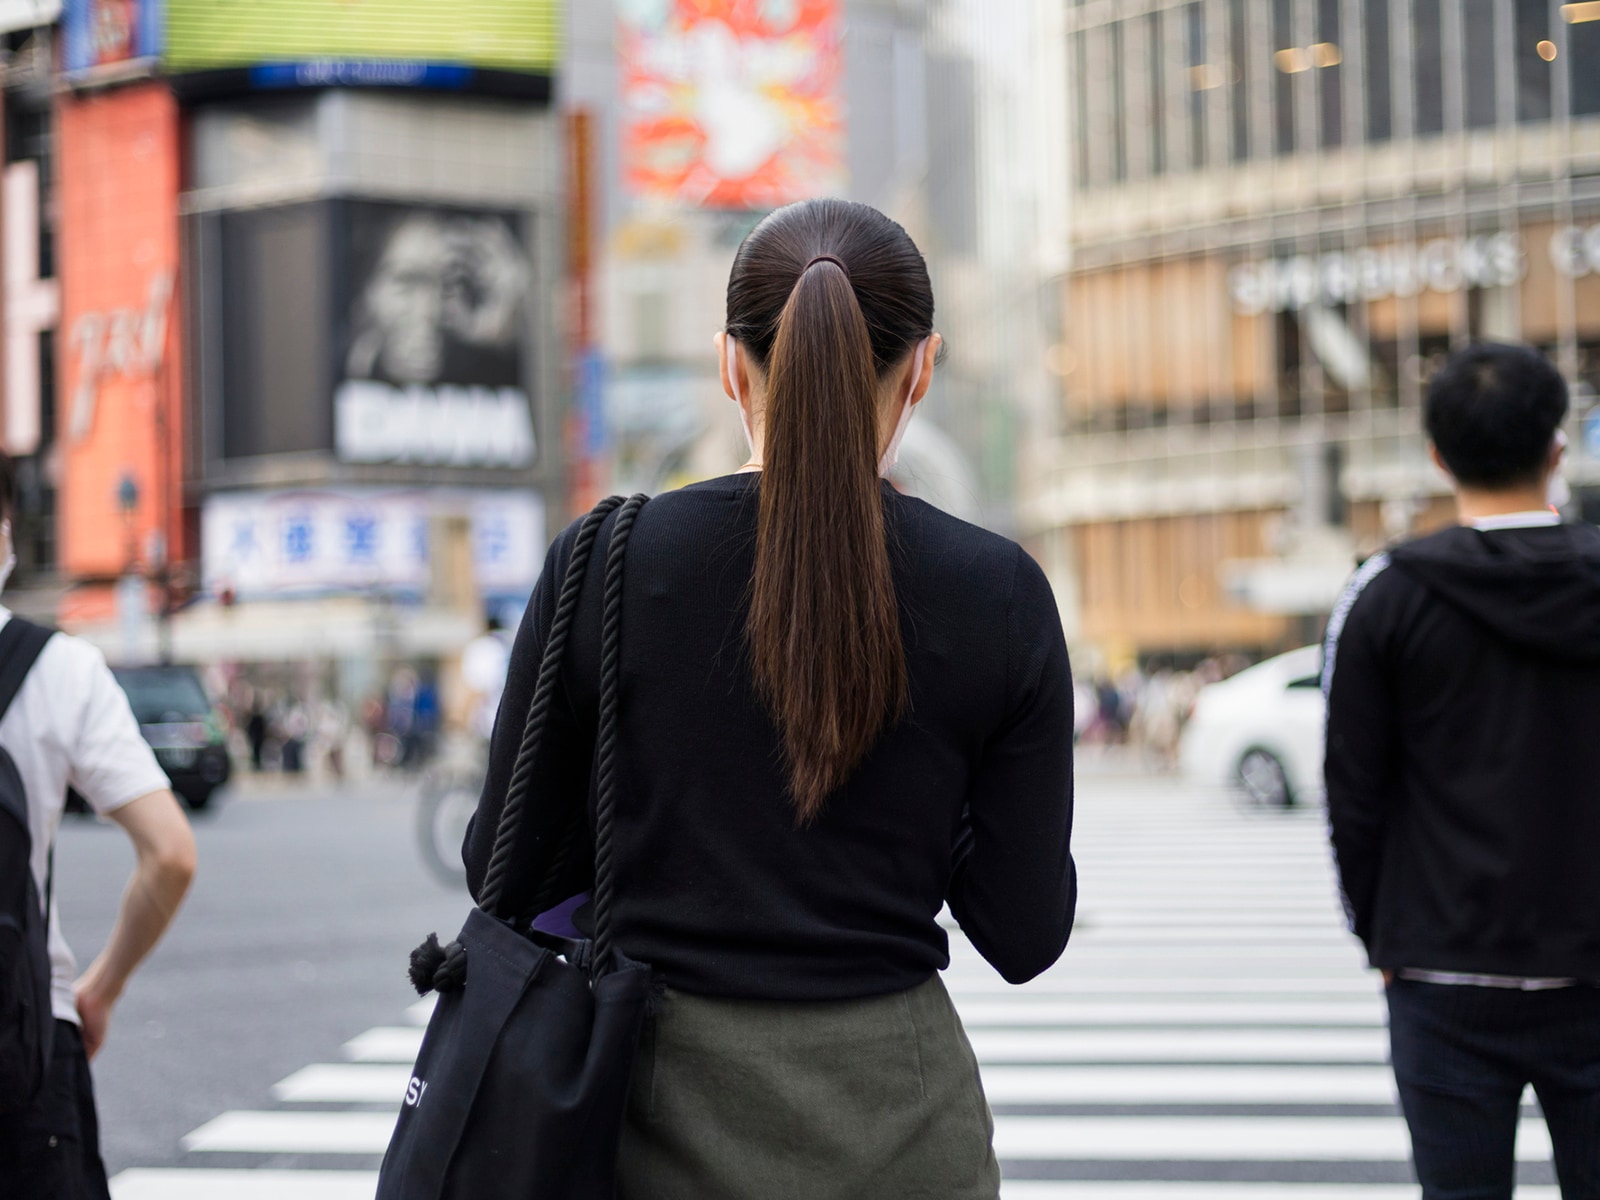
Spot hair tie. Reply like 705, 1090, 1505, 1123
803, 254, 849, 277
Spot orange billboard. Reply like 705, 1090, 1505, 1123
619, 0, 845, 209
56, 81, 185, 601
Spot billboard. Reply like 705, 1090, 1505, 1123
619, 0, 845, 209
62, 0, 162, 77
56, 82, 185, 582
335, 202, 535, 468
163, 0, 559, 74
197, 199, 536, 470
201, 488, 545, 599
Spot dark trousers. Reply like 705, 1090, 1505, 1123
0, 1020, 112, 1200
1387, 977, 1600, 1200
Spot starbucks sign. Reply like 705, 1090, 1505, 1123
1228, 234, 1525, 316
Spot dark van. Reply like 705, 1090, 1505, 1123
112, 665, 232, 810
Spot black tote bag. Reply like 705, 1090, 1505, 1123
377, 493, 652, 1200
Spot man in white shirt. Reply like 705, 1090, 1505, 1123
0, 453, 197, 1199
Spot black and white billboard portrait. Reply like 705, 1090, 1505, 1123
336, 202, 537, 468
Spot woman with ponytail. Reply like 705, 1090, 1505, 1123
465, 199, 1076, 1197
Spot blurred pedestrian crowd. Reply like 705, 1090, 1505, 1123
210, 667, 446, 785
202, 615, 513, 786
1073, 655, 1254, 768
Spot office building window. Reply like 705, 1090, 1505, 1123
1111, 20, 1128, 182
1365, 0, 1392, 140
1075, 31, 1091, 189
1149, 10, 1168, 174
1085, 23, 1112, 187
1186, 2, 1209, 169
1573, 5, 1600, 117
38, 328, 54, 448
1514, 0, 1553, 121
1273, 0, 1296, 155
1230, 0, 1250, 160
27, 328, 56, 570
1415, 0, 1445, 134
1317, 0, 1344, 147
1275, 309, 1304, 420
1463, 0, 1498, 128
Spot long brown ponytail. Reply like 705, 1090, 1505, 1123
726, 199, 935, 821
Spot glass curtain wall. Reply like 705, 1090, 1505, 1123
1054, 0, 1600, 656
1072, 2, 1598, 186
1064, 0, 1600, 439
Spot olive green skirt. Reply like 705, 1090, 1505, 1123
617, 971, 1001, 1200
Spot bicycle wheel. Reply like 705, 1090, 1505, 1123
415, 768, 483, 887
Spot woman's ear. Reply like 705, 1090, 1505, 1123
909, 333, 942, 409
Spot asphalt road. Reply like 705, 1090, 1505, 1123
54, 778, 469, 1176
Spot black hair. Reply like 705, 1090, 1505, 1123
1425, 342, 1568, 489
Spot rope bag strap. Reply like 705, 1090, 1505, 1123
478, 496, 624, 916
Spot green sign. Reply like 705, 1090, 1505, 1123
164, 0, 559, 73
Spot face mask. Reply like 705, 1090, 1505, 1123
727, 335, 932, 477
725, 336, 757, 458
0, 521, 15, 597
879, 337, 931, 476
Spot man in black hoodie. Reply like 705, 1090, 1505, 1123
1323, 342, 1600, 1199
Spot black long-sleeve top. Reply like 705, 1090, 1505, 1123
464, 473, 1077, 1000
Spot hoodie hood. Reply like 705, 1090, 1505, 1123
1388, 521, 1600, 663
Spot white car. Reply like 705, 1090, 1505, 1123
1179, 645, 1326, 808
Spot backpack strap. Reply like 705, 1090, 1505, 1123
0, 617, 52, 727
0, 617, 56, 922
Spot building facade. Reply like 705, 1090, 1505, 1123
1, 2, 565, 694
1028, 0, 1600, 663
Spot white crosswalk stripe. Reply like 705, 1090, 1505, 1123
111, 774, 1565, 1198
980, 1065, 1400, 1105
992, 1116, 1552, 1161
340, 1026, 426, 1063
971, 1027, 1390, 1063
182, 1112, 398, 1155
272, 1064, 415, 1104
111, 1170, 380, 1199
957, 999, 1385, 1025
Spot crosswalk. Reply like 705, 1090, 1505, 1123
110, 776, 1562, 1198
968, 780, 1556, 1197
